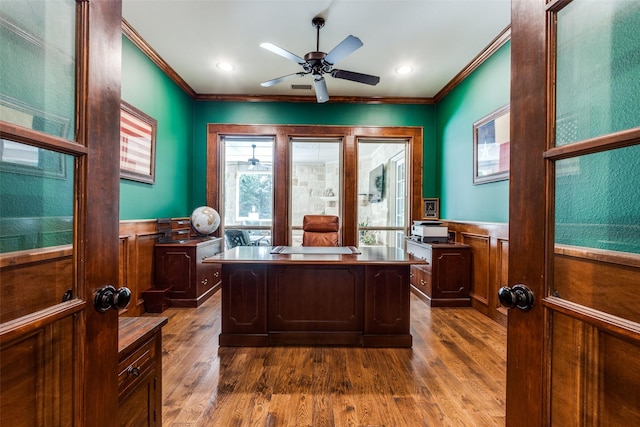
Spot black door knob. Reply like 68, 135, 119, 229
94, 285, 132, 312
498, 284, 535, 311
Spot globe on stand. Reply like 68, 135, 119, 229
190, 206, 220, 236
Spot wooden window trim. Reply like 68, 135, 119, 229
206, 124, 423, 246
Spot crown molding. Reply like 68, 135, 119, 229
434, 25, 511, 103
121, 18, 197, 98
194, 93, 434, 104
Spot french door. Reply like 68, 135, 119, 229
0, 1, 122, 425
507, 0, 640, 424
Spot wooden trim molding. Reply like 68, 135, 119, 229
195, 94, 435, 105
206, 124, 423, 247
434, 25, 511, 103
121, 19, 196, 98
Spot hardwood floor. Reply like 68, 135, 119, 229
148, 291, 507, 426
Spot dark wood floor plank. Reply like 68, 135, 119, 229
146, 291, 507, 426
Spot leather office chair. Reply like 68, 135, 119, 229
302, 215, 339, 246
224, 229, 251, 249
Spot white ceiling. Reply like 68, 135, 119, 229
121, 0, 511, 100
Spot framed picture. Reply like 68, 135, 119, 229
119, 101, 157, 184
473, 104, 510, 184
422, 198, 440, 220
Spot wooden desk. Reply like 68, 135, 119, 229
204, 246, 426, 347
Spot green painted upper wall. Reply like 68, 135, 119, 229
191, 102, 436, 208
120, 36, 193, 220
436, 42, 511, 223
119, 36, 511, 224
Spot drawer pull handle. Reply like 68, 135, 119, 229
214, 271, 220, 277
127, 366, 141, 377
202, 278, 208, 285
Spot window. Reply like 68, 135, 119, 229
289, 138, 341, 246
357, 139, 409, 249
207, 125, 423, 247
221, 136, 273, 247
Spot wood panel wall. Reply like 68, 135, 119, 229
445, 221, 509, 326
117, 220, 163, 317
2, 219, 509, 324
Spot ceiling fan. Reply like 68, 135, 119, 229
246, 144, 270, 170
260, 16, 380, 103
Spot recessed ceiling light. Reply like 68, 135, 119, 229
217, 62, 234, 72
395, 66, 412, 75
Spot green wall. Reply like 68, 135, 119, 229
120, 36, 193, 220
436, 42, 511, 223
191, 102, 436, 208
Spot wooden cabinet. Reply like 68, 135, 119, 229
406, 239, 472, 307
118, 317, 168, 427
154, 238, 223, 307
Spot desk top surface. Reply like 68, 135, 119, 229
205, 245, 427, 266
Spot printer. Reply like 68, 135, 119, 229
410, 220, 449, 243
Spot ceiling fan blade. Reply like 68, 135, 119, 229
324, 35, 363, 65
261, 72, 308, 87
331, 69, 380, 86
313, 76, 329, 103
260, 42, 305, 64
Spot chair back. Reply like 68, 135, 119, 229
224, 229, 251, 249
302, 215, 339, 246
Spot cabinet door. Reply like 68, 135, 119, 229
221, 265, 267, 335
431, 248, 470, 299
119, 370, 157, 427
364, 266, 410, 335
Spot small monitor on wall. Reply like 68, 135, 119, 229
369, 163, 385, 203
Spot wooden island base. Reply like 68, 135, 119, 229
207, 246, 426, 348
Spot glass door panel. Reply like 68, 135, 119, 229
357, 139, 408, 248
290, 139, 341, 246
555, 0, 640, 146
0, 0, 76, 141
0, 140, 75, 322
221, 136, 274, 248
548, 1, 640, 424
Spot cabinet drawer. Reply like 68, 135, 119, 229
197, 241, 222, 260
197, 263, 221, 295
410, 265, 431, 296
406, 240, 432, 262
118, 336, 156, 399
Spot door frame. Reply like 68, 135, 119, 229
506, 0, 548, 424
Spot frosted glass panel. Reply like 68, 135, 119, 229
0, 0, 76, 140
555, 144, 640, 254
555, 0, 640, 146
0, 140, 75, 254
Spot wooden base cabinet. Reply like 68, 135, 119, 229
118, 317, 168, 427
406, 240, 472, 307
154, 238, 223, 308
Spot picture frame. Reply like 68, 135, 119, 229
473, 104, 510, 185
422, 198, 440, 220
119, 101, 157, 184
